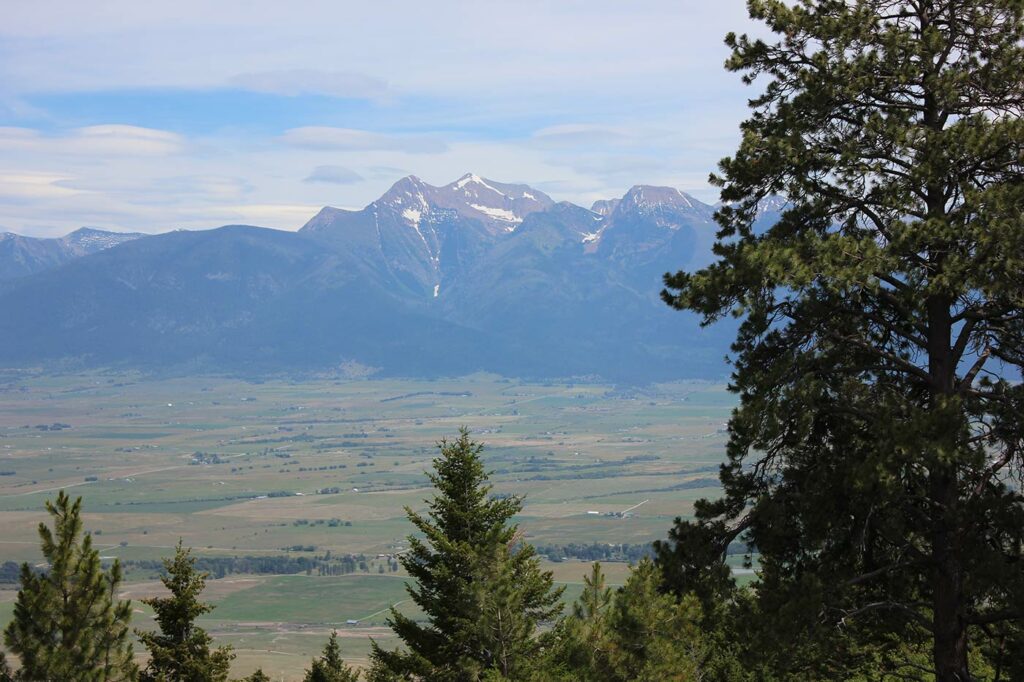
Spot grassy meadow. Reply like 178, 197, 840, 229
0, 371, 733, 679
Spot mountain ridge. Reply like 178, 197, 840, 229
0, 175, 776, 381
0, 227, 144, 281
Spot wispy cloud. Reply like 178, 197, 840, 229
281, 127, 447, 154
0, 172, 86, 201
303, 165, 364, 185
0, 125, 184, 156
529, 124, 635, 148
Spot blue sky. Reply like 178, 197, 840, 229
0, 1, 762, 236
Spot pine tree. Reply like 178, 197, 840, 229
136, 540, 234, 682
543, 561, 707, 682
241, 671, 270, 682
302, 631, 358, 682
544, 563, 612, 681
369, 429, 562, 681
3, 491, 137, 681
602, 560, 704, 682
658, 1, 1024, 679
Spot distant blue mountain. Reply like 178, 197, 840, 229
0, 175, 765, 382
0, 227, 143, 280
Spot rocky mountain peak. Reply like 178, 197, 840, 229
617, 185, 701, 213
363, 173, 555, 236
59, 227, 144, 256
379, 176, 432, 209
590, 198, 621, 216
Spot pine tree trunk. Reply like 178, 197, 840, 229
931, 468, 969, 682
927, 294, 970, 681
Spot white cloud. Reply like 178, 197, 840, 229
0, 121, 734, 237
529, 124, 634, 148
0, 125, 184, 156
281, 127, 447, 154
304, 165, 364, 185
0, 172, 86, 200
201, 203, 323, 227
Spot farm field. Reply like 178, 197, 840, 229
0, 371, 734, 679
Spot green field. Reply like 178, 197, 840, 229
0, 371, 735, 679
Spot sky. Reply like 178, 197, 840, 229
0, 1, 763, 237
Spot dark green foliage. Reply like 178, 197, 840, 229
659, 1, 1024, 680
369, 429, 563, 681
122, 553, 364, 579
137, 540, 234, 682
543, 561, 709, 681
302, 632, 359, 682
241, 672, 270, 682
2, 491, 137, 681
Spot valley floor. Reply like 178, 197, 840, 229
0, 372, 734, 679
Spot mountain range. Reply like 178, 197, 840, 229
0, 175, 784, 382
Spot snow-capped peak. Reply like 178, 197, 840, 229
453, 172, 506, 197
755, 195, 789, 216
453, 173, 481, 189
60, 227, 144, 254
358, 174, 555, 236
612, 185, 715, 221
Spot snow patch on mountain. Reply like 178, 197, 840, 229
756, 195, 789, 216
469, 204, 520, 224
401, 208, 423, 225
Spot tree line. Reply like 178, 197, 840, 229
120, 553, 368, 579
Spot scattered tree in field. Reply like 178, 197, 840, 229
137, 540, 234, 682
2, 491, 137, 681
659, 0, 1024, 679
302, 631, 359, 682
369, 429, 562, 681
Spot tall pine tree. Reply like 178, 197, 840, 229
369, 429, 562, 681
136, 540, 234, 682
3, 491, 136, 681
658, 1, 1024, 679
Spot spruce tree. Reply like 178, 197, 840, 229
302, 631, 358, 682
3, 491, 137, 681
658, 1, 1024, 679
136, 540, 233, 682
369, 429, 562, 681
